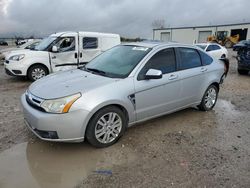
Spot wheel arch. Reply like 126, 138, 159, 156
83, 102, 131, 138
210, 82, 220, 91
27, 63, 50, 76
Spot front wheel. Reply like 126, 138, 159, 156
198, 85, 218, 111
86, 106, 127, 148
27, 65, 48, 81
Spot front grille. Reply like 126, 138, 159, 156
25, 91, 45, 112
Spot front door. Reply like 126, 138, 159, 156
134, 48, 181, 121
50, 35, 78, 72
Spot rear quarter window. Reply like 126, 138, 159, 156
199, 51, 213, 65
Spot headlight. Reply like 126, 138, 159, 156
9, 54, 25, 61
41, 93, 81, 113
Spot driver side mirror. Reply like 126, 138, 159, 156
52, 45, 58, 52
144, 69, 162, 80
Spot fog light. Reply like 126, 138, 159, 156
34, 129, 59, 139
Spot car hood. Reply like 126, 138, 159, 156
29, 69, 118, 99
5, 49, 48, 59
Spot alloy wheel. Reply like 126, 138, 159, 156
95, 112, 122, 144
204, 87, 217, 109
31, 68, 46, 80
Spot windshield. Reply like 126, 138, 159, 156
196, 44, 207, 50
85, 45, 151, 78
34, 36, 57, 51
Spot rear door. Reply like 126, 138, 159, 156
176, 47, 205, 105
50, 34, 78, 72
134, 48, 182, 121
79, 36, 101, 64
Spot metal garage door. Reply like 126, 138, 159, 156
161, 32, 171, 42
198, 31, 212, 43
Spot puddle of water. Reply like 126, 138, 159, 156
214, 99, 241, 115
0, 99, 243, 188
0, 141, 137, 188
208, 99, 248, 149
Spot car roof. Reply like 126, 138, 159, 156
50, 31, 120, 38
195, 43, 209, 46
122, 41, 196, 49
196, 42, 222, 46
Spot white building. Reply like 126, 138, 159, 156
153, 22, 250, 44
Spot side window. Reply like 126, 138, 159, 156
83, 37, 98, 49
206, 45, 213, 52
55, 37, 75, 52
178, 48, 202, 70
199, 51, 213, 65
207, 44, 221, 52
139, 48, 176, 79
213, 45, 221, 50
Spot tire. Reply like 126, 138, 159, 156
237, 69, 249, 75
86, 106, 127, 148
225, 41, 233, 48
27, 64, 48, 81
198, 85, 218, 111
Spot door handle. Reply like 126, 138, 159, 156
168, 74, 178, 80
201, 67, 208, 72
51, 56, 56, 59
74, 53, 78, 59
80, 52, 82, 58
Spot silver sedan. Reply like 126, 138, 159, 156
21, 42, 228, 147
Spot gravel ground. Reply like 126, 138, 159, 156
0, 49, 249, 188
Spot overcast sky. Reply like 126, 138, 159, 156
0, 0, 250, 38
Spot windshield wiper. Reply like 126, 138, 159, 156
85, 67, 107, 75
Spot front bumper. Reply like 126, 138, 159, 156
4, 60, 27, 76
21, 94, 90, 142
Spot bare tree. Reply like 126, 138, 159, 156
152, 19, 165, 29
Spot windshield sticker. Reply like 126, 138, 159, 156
132, 47, 149, 51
